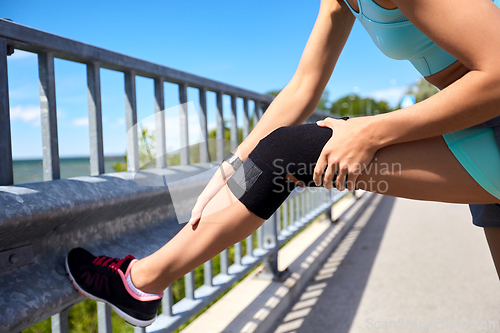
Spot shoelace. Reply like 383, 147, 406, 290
93, 254, 135, 273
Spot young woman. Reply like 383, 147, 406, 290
66, 0, 500, 327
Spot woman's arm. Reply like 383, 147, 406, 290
189, 0, 354, 225
369, 0, 500, 147
314, 0, 500, 192
237, 0, 355, 161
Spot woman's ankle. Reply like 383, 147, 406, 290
130, 260, 165, 295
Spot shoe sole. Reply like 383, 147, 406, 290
65, 255, 157, 328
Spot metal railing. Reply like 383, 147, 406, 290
0, 19, 344, 333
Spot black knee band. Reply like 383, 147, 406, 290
227, 123, 336, 219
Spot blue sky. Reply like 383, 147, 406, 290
4, 0, 422, 159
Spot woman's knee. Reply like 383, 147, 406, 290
248, 123, 333, 182
249, 124, 331, 162
255, 126, 289, 149
248, 126, 290, 165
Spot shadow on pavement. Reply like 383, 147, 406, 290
271, 194, 396, 333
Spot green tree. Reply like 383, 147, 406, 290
404, 78, 439, 104
266, 90, 281, 98
112, 127, 156, 172
316, 90, 330, 111
330, 94, 393, 116
267, 89, 330, 111
206, 120, 245, 158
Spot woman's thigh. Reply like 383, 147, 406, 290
227, 124, 499, 221
356, 135, 500, 204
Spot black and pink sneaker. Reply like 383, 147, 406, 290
65, 247, 163, 327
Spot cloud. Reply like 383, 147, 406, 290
365, 86, 409, 108
72, 117, 89, 127
10, 105, 40, 126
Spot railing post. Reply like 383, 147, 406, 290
51, 306, 71, 333
301, 192, 306, 220
230, 94, 243, 266
276, 204, 282, 234
87, 62, 105, 175
288, 196, 294, 226
308, 190, 312, 212
255, 212, 289, 280
220, 248, 229, 275
97, 302, 112, 333
161, 285, 174, 317
242, 97, 250, 139
246, 233, 254, 257
0, 38, 13, 185
308, 191, 313, 214
38, 51, 60, 181
124, 70, 139, 172
257, 224, 263, 250
295, 197, 299, 223
199, 87, 209, 163
216, 91, 224, 161
179, 83, 189, 165
282, 200, 288, 231
230, 95, 238, 151
154, 78, 167, 168
234, 240, 242, 266
255, 100, 263, 122
295, 193, 303, 222
185, 271, 195, 300
204, 259, 213, 287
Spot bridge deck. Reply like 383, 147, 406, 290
271, 196, 500, 333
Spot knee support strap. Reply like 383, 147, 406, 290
227, 120, 350, 219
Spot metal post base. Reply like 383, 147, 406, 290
254, 253, 291, 282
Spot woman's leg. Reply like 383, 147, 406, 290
355, 135, 500, 279
484, 228, 500, 279
131, 184, 265, 294
355, 135, 499, 204
131, 133, 499, 294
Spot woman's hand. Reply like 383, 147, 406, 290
313, 117, 380, 191
188, 154, 238, 226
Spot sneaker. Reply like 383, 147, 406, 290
65, 247, 162, 327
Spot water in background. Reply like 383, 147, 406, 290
12, 156, 125, 184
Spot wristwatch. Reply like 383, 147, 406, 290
223, 152, 243, 171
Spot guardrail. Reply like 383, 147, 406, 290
0, 19, 344, 333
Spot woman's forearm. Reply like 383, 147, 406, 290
369, 69, 500, 149
233, 0, 354, 161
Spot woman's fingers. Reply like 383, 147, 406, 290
189, 197, 208, 225
322, 161, 337, 189
313, 153, 329, 186
188, 163, 234, 226
189, 210, 201, 226
316, 118, 333, 129
317, 116, 347, 129
346, 168, 360, 192
335, 164, 348, 191
346, 162, 364, 191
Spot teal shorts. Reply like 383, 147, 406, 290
442, 127, 500, 228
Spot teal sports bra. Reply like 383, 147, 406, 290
343, 0, 500, 76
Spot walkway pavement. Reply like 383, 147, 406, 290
269, 196, 500, 333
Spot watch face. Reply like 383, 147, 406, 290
228, 155, 238, 163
